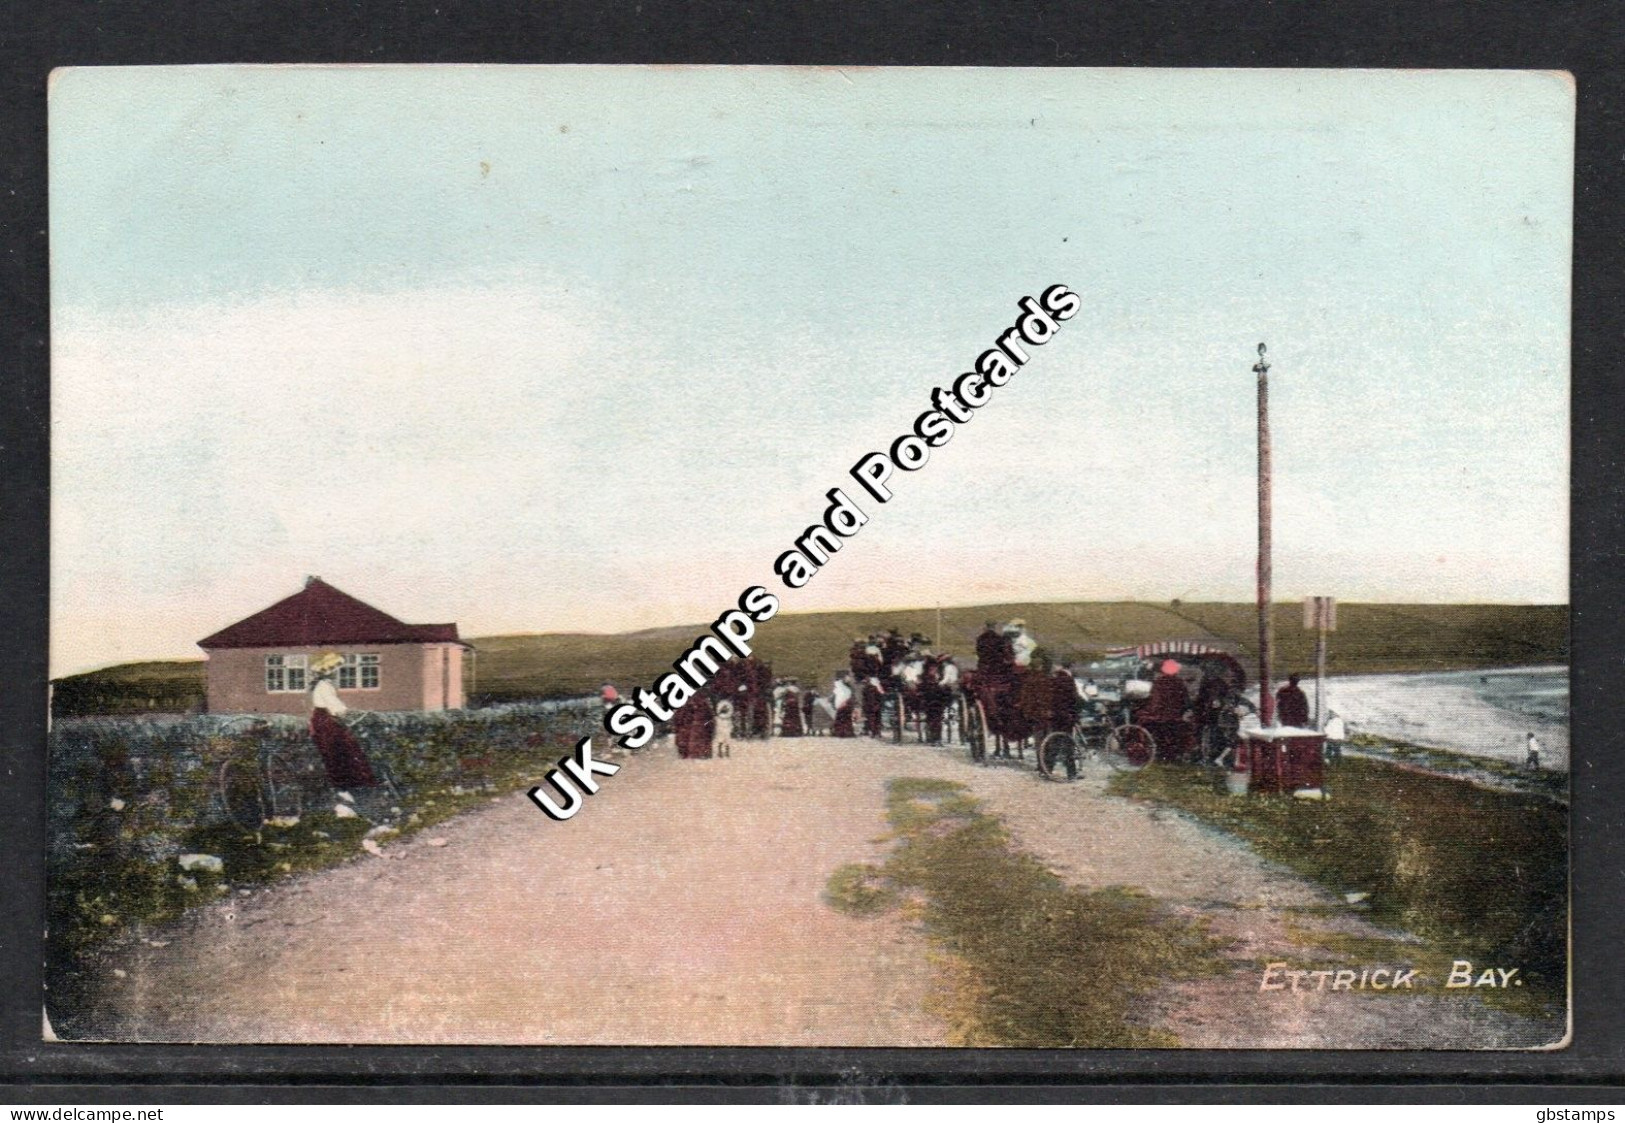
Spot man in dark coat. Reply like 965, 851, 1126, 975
1275, 673, 1311, 728
975, 621, 1011, 675
861, 676, 885, 738
919, 656, 949, 744
973, 621, 1015, 738
1051, 662, 1082, 735
1044, 662, 1085, 779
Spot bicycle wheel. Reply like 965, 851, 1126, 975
966, 697, 988, 764
1106, 723, 1157, 771
1037, 732, 1074, 781
218, 758, 266, 831
262, 749, 305, 822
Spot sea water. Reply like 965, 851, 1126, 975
1317, 665, 1569, 771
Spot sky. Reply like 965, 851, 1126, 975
49, 66, 1573, 677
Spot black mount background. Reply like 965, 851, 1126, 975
2, 0, 1621, 1102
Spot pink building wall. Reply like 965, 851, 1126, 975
205, 643, 467, 715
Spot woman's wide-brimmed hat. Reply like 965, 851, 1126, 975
310, 651, 344, 676
1160, 659, 1182, 675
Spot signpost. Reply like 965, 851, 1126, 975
1304, 595, 1336, 727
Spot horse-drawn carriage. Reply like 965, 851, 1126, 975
961, 640, 1252, 776
834, 632, 1253, 783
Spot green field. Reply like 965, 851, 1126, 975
50, 659, 214, 717
52, 601, 1568, 714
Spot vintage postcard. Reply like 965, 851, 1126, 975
46, 66, 1571, 1049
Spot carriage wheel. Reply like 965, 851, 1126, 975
1037, 732, 1075, 781
218, 758, 267, 831
1106, 724, 1157, 771
263, 750, 305, 822
966, 697, 988, 764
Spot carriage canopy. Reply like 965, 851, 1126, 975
1102, 641, 1248, 692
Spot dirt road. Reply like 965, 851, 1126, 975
78, 735, 1561, 1048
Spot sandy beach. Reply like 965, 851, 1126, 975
1318, 665, 1568, 770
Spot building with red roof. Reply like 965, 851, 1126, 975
198, 577, 470, 714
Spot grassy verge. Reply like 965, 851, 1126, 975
1344, 733, 1569, 802
1108, 758, 1567, 1016
825, 777, 1225, 1047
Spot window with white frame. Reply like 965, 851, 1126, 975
265, 654, 309, 692
337, 653, 381, 690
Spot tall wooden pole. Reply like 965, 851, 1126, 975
1255, 343, 1275, 726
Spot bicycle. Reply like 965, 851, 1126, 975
216, 718, 407, 830
217, 735, 314, 831
1036, 706, 1157, 781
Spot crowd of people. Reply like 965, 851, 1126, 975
599, 655, 780, 761
618, 618, 1367, 767
826, 627, 967, 743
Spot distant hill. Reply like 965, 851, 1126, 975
473, 601, 1568, 703
50, 659, 214, 718
52, 602, 1568, 716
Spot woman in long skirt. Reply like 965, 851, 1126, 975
778, 683, 804, 736
832, 673, 857, 738
673, 693, 715, 759
307, 652, 376, 789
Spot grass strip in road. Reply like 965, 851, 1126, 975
1109, 758, 1567, 1016
827, 777, 1224, 1047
